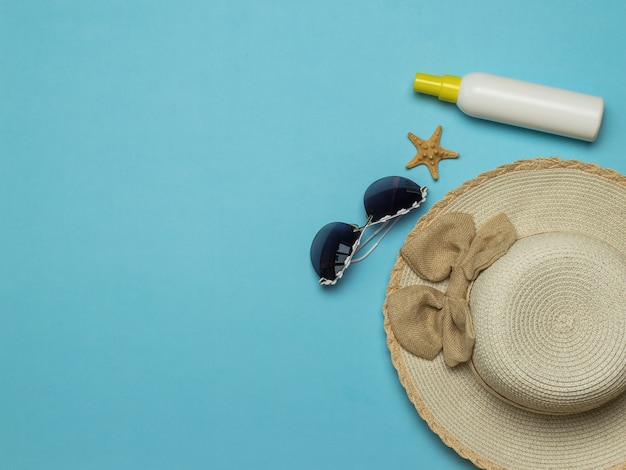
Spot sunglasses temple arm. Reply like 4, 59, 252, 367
351, 218, 400, 263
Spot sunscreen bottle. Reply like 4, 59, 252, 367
413, 72, 604, 141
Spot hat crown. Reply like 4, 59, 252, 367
470, 231, 626, 414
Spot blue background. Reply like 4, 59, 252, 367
1, 1, 625, 468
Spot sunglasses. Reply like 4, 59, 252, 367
310, 176, 427, 285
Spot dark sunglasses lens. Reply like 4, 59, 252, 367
310, 222, 360, 281
364, 176, 423, 222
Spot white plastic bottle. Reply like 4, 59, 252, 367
413, 72, 604, 142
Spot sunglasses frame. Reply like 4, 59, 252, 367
316, 185, 428, 286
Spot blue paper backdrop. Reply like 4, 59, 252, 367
1, 1, 625, 468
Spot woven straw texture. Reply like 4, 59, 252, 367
471, 232, 626, 415
383, 158, 626, 470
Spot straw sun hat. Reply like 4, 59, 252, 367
383, 158, 626, 470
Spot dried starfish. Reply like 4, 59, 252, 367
406, 125, 459, 180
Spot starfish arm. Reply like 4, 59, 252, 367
441, 149, 460, 159
426, 160, 439, 179
430, 125, 443, 144
407, 132, 424, 147
406, 154, 423, 169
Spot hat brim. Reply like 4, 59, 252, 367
383, 158, 626, 470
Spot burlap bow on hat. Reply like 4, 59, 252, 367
387, 212, 516, 367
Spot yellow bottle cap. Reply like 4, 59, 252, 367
413, 72, 462, 103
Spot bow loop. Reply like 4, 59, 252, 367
387, 285, 444, 361
386, 286, 476, 368
401, 213, 476, 282
388, 212, 516, 367
459, 213, 517, 281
